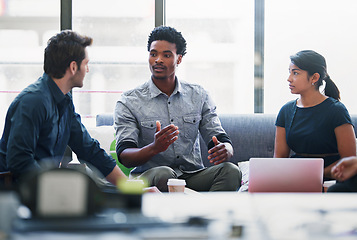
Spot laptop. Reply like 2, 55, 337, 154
248, 158, 324, 193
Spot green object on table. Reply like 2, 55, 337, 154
118, 179, 149, 194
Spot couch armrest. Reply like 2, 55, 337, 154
96, 113, 114, 127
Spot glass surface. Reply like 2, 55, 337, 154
166, 0, 255, 114
0, 0, 59, 135
2, 0, 357, 135
265, 0, 357, 114
72, 0, 155, 126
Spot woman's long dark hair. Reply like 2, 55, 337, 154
290, 50, 340, 100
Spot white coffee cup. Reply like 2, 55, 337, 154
167, 179, 186, 193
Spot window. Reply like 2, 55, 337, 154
166, 0, 255, 114
1, 0, 357, 135
0, 0, 59, 133
264, 0, 357, 114
72, 0, 155, 126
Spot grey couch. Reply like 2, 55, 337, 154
96, 113, 357, 167
97, 113, 277, 166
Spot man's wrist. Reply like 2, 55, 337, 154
146, 143, 159, 156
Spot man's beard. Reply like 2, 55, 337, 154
152, 74, 167, 80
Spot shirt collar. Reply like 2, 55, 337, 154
44, 73, 72, 104
148, 77, 182, 98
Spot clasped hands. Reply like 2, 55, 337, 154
151, 121, 232, 164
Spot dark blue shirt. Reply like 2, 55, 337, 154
0, 73, 116, 179
275, 97, 353, 167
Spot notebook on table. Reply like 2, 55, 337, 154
248, 158, 324, 193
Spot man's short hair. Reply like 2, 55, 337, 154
44, 30, 93, 79
147, 26, 187, 56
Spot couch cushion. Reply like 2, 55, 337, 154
96, 113, 277, 166
96, 113, 114, 127
95, 113, 357, 167
200, 114, 277, 166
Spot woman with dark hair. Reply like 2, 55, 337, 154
274, 50, 356, 180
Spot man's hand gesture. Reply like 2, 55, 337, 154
151, 121, 179, 154
207, 136, 233, 165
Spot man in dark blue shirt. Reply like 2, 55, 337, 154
0, 30, 127, 185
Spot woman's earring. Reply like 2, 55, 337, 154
312, 82, 315, 86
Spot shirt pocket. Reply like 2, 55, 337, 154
140, 120, 157, 141
183, 114, 201, 139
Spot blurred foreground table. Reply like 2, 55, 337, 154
142, 192, 357, 240
6, 192, 357, 240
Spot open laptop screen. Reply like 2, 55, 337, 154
248, 158, 324, 193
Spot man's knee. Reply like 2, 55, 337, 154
152, 166, 176, 180
221, 162, 242, 178
217, 162, 242, 191
327, 175, 357, 192
141, 166, 177, 192
327, 182, 350, 192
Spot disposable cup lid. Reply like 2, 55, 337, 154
167, 178, 186, 186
